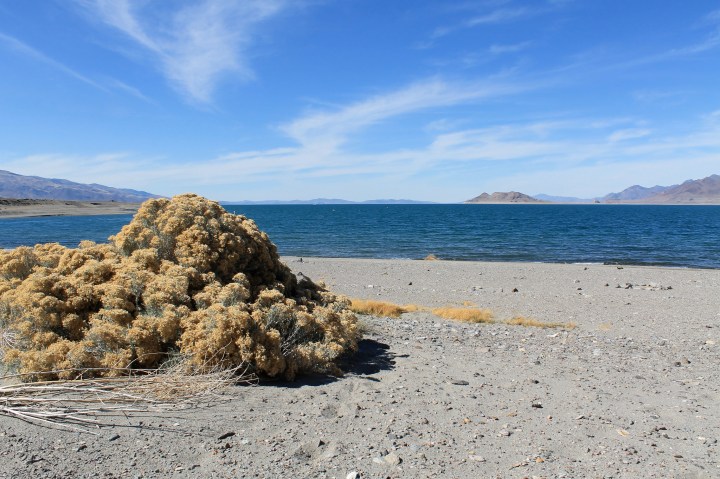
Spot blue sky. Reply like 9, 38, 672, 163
1, 1, 719, 202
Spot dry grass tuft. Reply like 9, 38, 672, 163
431, 307, 494, 324
504, 316, 576, 329
349, 299, 575, 331
349, 299, 419, 318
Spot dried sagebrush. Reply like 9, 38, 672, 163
0, 194, 359, 381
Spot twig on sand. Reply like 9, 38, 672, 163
0, 360, 256, 434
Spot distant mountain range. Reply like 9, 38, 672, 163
0, 170, 160, 202
533, 174, 720, 204
2, 169, 719, 205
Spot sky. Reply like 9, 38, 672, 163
1, 1, 719, 202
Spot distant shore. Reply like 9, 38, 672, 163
0, 199, 140, 218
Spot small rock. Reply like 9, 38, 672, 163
217, 432, 235, 441
450, 379, 469, 386
108, 434, 120, 442
468, 455, 486, 462
512, 288, 519, 293
384, 452, 402, 466
531, 402, 543, 408
346, 471, 361, 479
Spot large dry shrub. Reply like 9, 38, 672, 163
0, 194, 358, 380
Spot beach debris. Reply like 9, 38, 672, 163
512, 287, 519, 293
217, 432, 235, 441
617, 282, 672, 291
449, 379, 470, 385
468, 454, 486, 462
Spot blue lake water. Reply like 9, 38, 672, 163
1, 204, 719, 269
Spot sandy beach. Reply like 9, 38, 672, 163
1, 257, 719, 478
0, 199, 140, 218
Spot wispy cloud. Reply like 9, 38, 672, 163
608, 128, 651, 142
281, 77, 529, 148
611, 9, 720, 69
0, 31, 152, 102
432, 7, 533, 39
489, 41, 532, 54
0, 32, 106, 91
77, 0, 288, 103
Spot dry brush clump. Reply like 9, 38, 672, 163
350, 298, 576, 329
349, 299, 420, 318
0, 194, 358, 381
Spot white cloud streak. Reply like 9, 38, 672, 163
281, 78, 528, 148
0, 32, 107, 91
77, 0, 287, 103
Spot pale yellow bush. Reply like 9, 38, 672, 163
0, 194, 359, 380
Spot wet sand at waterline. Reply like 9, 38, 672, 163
1, 257, 718, 478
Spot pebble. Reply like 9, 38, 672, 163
450, 379, 470, 385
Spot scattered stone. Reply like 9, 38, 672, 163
512, 288, 519, 293
217, 432, 235, 441
468, 455, 486, 462
346, 472, 361, 479
383, 452, 402, 466
450, 379, 470, 385
108, 434, 120, 442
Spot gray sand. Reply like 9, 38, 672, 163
1, 257, 718, 478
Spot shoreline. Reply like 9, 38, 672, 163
0, 199, 140, 218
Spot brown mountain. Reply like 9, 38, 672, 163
637, 174, 720, 204
465, 191, 546, 204
0, 170, 160, 202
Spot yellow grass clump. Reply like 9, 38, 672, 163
431, 307, 495, 323
349, 299, 419, 318
0, 194, 359, 381
504, 316, 576, 329
348, 297, 577, 331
